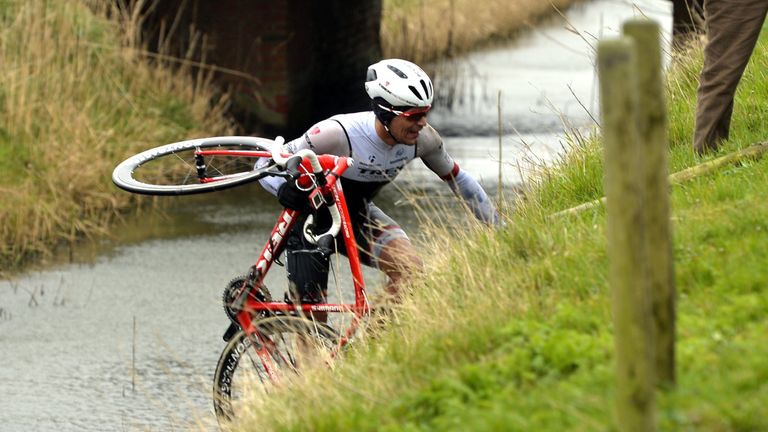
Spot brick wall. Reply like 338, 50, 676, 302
137, 0, 382, 137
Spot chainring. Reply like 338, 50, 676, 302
222, 275, 273, 324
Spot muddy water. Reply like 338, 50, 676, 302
0, 1, 671, 430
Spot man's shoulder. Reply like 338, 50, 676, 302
286, 115, 366, 156
416, 124, 445, 155
330, 111, 375, 129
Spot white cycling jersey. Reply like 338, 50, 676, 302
261, 111, 498, 225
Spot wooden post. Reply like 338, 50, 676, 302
623, 19, 676, 389
598, 38, 656, 432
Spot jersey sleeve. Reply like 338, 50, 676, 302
284, 119, 351, 156
418, 125, 499, 225
417, 125, 458, 178
446, 169, 500, 225
258, 119, 351, 196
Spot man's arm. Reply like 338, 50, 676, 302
259, 119, 350, 195
444, 168, 499, 225
418, 126, 499, 225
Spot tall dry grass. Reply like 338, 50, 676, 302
0, 0, 234, 272
228, 183, 596, 431
382, 0, 578, 63
230, 200, 520, 431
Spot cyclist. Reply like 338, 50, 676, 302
259, 58, 499, 305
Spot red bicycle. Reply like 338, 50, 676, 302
112, 136, 372, 424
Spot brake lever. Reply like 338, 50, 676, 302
283, 155, 304, 180
253, 166, 291, 181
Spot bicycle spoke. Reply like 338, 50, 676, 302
213, 317, 338, 424
141, 146, 248, 186
274, 331, 297, 371
182, 170, 194, 185
113, 136, 276, 195
207, 155, 224, 177
170, 150, 192, 165
246, 347, 269, 383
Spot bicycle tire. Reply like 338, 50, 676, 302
111, 136, 279, 195
212, 316, 339, 425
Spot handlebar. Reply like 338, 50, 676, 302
269, 136, 350, 244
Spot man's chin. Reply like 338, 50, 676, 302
404, 132, 420, 143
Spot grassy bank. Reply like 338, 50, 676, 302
1, 0, 576, 274
231, 22, 768, 432
0, 0, 233, 272
381, 0, 578, 63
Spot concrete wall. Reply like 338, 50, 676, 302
138, 0, 381, 137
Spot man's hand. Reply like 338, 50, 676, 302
277, 180, 311, 212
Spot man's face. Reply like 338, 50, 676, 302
389, 108, 429, 145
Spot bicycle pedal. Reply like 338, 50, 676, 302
222, 323, 239, 342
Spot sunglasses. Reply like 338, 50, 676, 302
378, 104, 431, 121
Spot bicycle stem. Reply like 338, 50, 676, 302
270, 136, 352, 245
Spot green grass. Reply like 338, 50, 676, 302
231, 23, 768, 432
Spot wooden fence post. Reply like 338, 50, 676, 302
623, 19, 676, 389
598, 38, 656, 431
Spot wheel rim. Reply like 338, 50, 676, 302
213, 316, 338, 424
112, 136, 278, 195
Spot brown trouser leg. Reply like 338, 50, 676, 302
693, 0, 768, 154
671, 0, 705, 50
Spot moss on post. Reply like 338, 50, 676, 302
623, 19, 676, 389
598, 38, 656, 432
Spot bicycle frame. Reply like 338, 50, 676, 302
114, 139, 374, 418
235, 197, 370, 347
196, 148, 371, 361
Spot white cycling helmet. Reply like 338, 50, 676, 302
365, 59, 433, 124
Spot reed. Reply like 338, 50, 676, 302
381, 0, 578, 64
0, 0, 234, 271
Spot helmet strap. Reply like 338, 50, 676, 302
382, 121, 400, 144
372, 99, 401, 143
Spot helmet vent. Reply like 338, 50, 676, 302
408, 86, 424, 101
366, 69, 377, 82
420, 79, 431, 99
387, 65, 408, 79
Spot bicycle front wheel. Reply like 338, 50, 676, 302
212, 316, 339, 425
112, 136, 278, 195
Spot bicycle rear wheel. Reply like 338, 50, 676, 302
212, 316, 339, 425
112, 136, 278, 195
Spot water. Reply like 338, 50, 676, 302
0, 1, 671, 430
420, 0, 673, 188
0, 186, 388, 432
